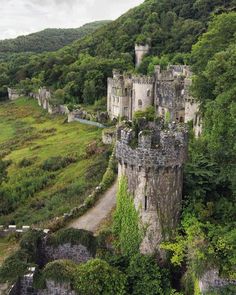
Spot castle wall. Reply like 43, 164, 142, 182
118, 163, 184, 255
116, 123, 188, 256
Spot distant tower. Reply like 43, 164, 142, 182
116, 121, 188, 258
135, 44, 150, 68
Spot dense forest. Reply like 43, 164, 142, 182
0, 0, 235, 294
0, 0, 235, 103
0, 21, 110, 59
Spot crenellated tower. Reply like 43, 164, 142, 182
116, 120, 188, 256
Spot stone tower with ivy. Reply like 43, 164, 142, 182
116, 120, 188, 257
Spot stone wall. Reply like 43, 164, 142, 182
38, 281, 76, 295
14, 267, 76, 295
102, 129, 116, 145
116, 122, 188, 256
44, 243, 93, 265
199, 269, 236, 294
8, 88, 22, 101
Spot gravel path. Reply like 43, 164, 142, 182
67, 180, 117, 233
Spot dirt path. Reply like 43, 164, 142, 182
68, 180, 117, 233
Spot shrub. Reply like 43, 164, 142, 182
41, 155, 76, 171
40, 259, 77, 285
20, 230, 45, 262
74, 258, 127, 295
0, 249, 31, 283
126, 254, 170, 295
18, 157, 36, 168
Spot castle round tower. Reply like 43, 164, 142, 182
116, 121, 188, 257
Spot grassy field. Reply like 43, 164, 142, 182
0, 98, 110, 227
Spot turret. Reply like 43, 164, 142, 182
116, 120, 188, 257
135, 44, 150, 68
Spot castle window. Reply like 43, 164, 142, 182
147, 89, 151, 97
138, 99, 142, 107
144, 196, 148, 211
125, 88, 128, 96
180, 117, 184, 123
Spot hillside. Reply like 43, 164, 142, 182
0, 0, 234, 103
0, 20, 110, 59
0, 98, 110, 227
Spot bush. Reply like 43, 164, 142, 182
20, 230, 45, 262
41, 155, 76, 171
40, 259, 77, 285
74, 259, 127, 295
126, 254, 170, 295
0, 249, 31, 283
18, 157, 36, 168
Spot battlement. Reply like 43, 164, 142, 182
132, 75, 155, 84
135, 44, 150, 52
116, 121, 188, 170
155, 65, 191, 81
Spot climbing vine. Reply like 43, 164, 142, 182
113, 176, 143, 257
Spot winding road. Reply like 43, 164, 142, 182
67, 180, 117, 233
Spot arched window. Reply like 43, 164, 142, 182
138, 99, 142, 107
125, 88, 128, 96
144, 196, 148, 211
147, 89, 151, 97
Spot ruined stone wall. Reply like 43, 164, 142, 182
8, 88, 22, 101
116, 123, 188, 255
38, 281, 76, 295
44, 243, 93, 265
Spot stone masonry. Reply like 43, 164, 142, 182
116, 121, 188, 256
44, 243, 93, 265
107, 46, 202, 137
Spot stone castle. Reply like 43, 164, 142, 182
111, 45, 197, 257
116, 120, 188, 256
107, 45, 202, 138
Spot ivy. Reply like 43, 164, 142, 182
113, 176, 143, 257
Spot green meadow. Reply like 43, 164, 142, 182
0, 98, 110, 227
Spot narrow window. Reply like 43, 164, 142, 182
138, 99, 142, 107
144, 196, 148, 211
147, 89, 151, 97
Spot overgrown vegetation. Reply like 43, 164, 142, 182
113, 176, 143, 257
161, 11, 236, 294
0, 98, 110, 226
47, 228, 97, 256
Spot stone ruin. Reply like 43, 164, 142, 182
116, 120, 188, 257
7, 88, 23, 101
